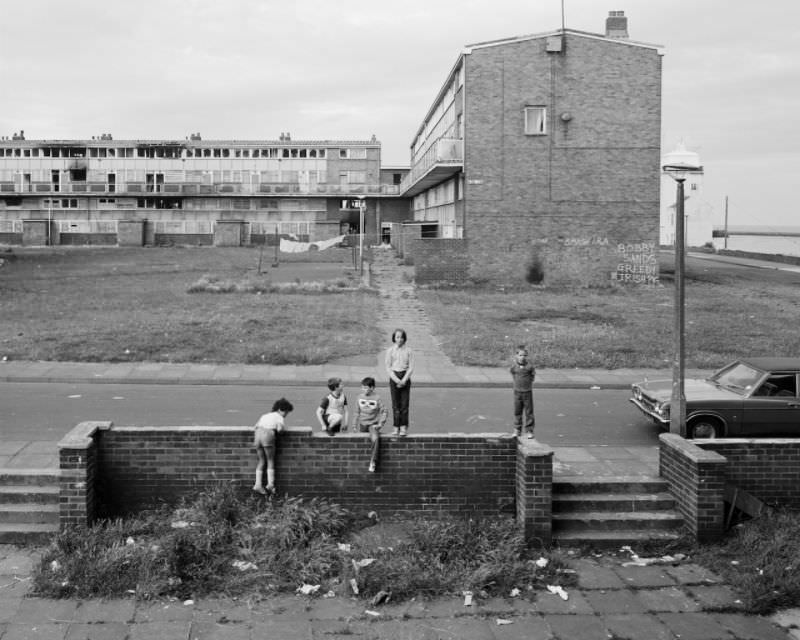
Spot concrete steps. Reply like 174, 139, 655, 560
0, 468, 60, 544
552, 476, 684, 548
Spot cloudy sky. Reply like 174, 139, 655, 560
2, 0, 798, 227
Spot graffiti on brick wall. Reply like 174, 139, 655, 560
562, 236, 609, 247
612, 242, 659, 285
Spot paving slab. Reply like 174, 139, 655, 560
658, 611, 735, 639
490, 614, 553, 640
1, 621, 69, 640
665, 563, 723, 585
583, 588, 648, 614
543, 613, 609, 640
612, 565, 678, 588
530, 589, 594, 615
714, 612, 796, 640
74, 599, 136, 623
127, 621, 191, 640
64, 621, 129, 640
12, 597, 79, 623
188, 620, 251, 640
570, 559, 627, 589
688, 584, 746, 610
603, 613, 676, 640
634, 586, 701, 613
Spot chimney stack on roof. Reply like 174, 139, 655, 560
605, 10, 628, 39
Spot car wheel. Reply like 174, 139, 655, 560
689, 418, 722, 439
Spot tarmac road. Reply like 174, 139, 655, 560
0, 382, 659, 447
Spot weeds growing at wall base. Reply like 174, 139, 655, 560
33, 484, 575, 602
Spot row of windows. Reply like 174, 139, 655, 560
32, 198, 325, 211
2, 147, 370, 160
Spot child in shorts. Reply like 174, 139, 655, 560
354, 376, 388, 473
316, 377, 349, 435
253, 397, 293, 495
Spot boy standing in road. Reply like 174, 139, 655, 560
316, 377, 349, 435
354, 376, 388, 472
510, 345, 536, 439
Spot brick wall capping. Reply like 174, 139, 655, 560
108, 424, 516, 442
58, 420, 112, 449
518, 439, 554, 457
701, 437, 800, 445
659, 433, 726, 464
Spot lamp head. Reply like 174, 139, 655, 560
662, 143, 701, 182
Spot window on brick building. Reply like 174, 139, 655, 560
524, 106, 547, 135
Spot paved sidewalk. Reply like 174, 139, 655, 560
0, 358, 712, 390
1, 544, 797, 639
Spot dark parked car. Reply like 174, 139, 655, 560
630, 357, 800, 438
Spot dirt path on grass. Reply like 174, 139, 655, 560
370, 248, 459, 379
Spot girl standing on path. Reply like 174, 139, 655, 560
385, 328, 414, 436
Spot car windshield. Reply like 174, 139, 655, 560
710, 362, 763, 395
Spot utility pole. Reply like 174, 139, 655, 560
723, 196, 728, 249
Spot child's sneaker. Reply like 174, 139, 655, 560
253, 486, 267, 495
513, 427, 522, 437
391, 427, 400, 436
399, 426, 407, 437
368, 462, 376, 473
526, 431, 535, 439
265, 485, 276, 495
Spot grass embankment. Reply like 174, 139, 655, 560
0, 247, 382, 364
420, 255, 800, 369
33, 484, 575, 603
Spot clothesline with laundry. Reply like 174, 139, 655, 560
278, 234, 346, 253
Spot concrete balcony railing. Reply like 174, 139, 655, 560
400, 137, 463, 196
0, 182, 403, 197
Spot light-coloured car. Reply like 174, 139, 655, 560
630, 357, 800, 438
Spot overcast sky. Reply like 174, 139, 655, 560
2, 0, 798, 227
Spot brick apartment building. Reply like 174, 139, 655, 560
0, 12, 662, 285
0, 132, 409, 247
400, 11, 663, 285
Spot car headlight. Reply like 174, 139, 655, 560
656, 402, 670, 417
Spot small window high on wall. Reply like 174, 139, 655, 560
524, 106, 547, 135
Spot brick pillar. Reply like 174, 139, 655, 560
58, 421, 111, 529
515, 439, 553, 547
659, 433, 727, 542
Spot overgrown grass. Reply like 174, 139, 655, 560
32, 484, 575, 602
419, 256, 800, 369
690, 509, 800, 615
4, 247, 800, 368
0, 247, 382, 364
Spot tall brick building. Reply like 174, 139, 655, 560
400, 11, 663, 285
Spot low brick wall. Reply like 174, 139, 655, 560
695, 439, 800, 509
405, 238, 469, 285
58, 423, 554, 546
659, 434, 726, 542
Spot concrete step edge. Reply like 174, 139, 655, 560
552, 511, 682, 521
0, 502, 60, 513
0, 468, 61, 485
0, 485, 60, 495
553, 492, 675, 501
553, 530, 683, 547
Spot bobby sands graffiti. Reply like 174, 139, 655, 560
612, 242, 659, 285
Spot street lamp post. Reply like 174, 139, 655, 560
357, 196, 366, 275
663, 149, 701, 437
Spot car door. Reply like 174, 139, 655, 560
742, 372, 800, 436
